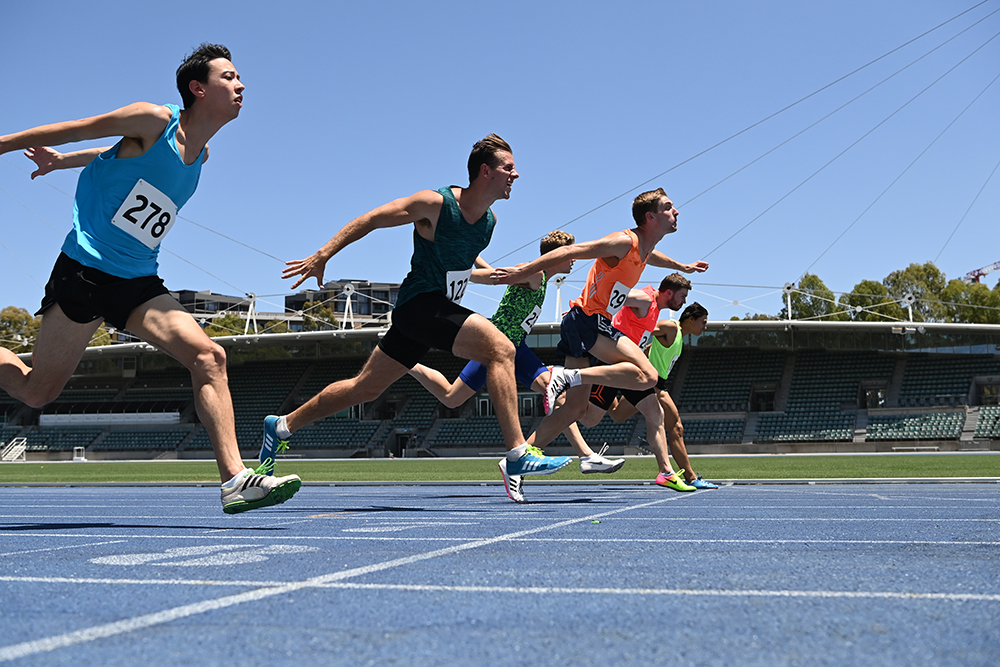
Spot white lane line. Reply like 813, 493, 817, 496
0, 575, 283, 587
322, 582, 1000, 603
0, 493, 688, 662
0, 540, 127, 557
1, 575, 995, 603
517, 538, 1000, 545
4, 533, 999, 545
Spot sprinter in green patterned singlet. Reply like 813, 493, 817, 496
408, 231, 627, 502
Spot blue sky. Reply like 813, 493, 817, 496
2, 0, 998, 324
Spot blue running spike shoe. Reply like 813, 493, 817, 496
689, 475, 719, 489
506, 445, 572, 476
260, 415, 290, 476
498, 458, 525, 503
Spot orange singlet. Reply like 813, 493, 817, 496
569, 229, 646, 320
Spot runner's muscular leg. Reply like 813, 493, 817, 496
634, 390, 671, 475
287, 346, 408, 433
529, 371, 596, 456
526, 355, 592, 449
581, 334, 658, 390
451, 313, 523, 449
409, 363, 476, 409
659, 389, 696, 481
127, 294, 244, 480
0, 303, 101, 407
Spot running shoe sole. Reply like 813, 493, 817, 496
581, 459, 626, 474
223, 477, 302, 514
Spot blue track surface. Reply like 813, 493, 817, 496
1, 482, 998, 666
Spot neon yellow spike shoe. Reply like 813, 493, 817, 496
655, 469, 696, 492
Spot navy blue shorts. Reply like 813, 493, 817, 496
458, 339, 547, 391
556, 305, 625, 358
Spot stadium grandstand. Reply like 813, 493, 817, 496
3, 318, 998, 463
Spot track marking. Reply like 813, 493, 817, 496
4, 532, 999, 545
321, 582, 1000, 603
0, 493, 688, 662
0, 540, 126, 557
89, 544, 318, 566
0, 575, 995, 603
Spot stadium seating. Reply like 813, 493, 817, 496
865, 412, 964, 441
3, 340, 996, 457
898, 354, 1000, 406
678, 348, 784, 412
975, 406, 1000, 439
92, 428, 191, 451
682, 418, 746, 444
23, 426, 104, 451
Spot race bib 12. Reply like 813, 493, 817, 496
445, 268, 473, 304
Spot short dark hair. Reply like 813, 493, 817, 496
632, 188, 670, 226
468, 134, 512, 184
177, 43, 232, 109
679, 302, 708, 323
658, 272, 691, 294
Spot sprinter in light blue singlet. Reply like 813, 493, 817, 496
0, 44, 302, 515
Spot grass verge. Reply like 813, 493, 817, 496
0, 453, 997, 484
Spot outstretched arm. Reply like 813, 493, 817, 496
23, 146, 108, 180
283, 189, 446, 290
470, 256, 494, 284
1, 102, 170, 158
648, 250, 708, 273
491, 230, 633, 285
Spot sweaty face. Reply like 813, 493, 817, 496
649, 196, 678, 232
488, 151, 518, 199
659, 287, 689, 311
198, 58, 244, 117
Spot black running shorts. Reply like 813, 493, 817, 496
37, 253, 170, 330
377, 291, 474, 369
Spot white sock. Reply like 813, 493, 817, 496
276, 416, 292, 439
507, 444, 527, 461
565, 368, 582, 387
222, 468, 250, 487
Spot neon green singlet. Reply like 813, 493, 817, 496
648, 320, 683, 379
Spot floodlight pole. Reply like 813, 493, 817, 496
244, 293, 258, 335
341, 283, 355, 330
552, 276, 565, 322
783, 283, 795, 321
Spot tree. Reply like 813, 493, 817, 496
839, 280, 906, 322
938, 279, 1000, 324
88, 325, 113, 347
0, 306, 41, 353
780, 274, 848, 321
262, 318, 291, 334
736, 313, 780, 321
882, 262, 947, 322
301, 300, 338, 331
203, 312, 248, 338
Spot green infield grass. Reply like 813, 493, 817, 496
0, 453, 997, 484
